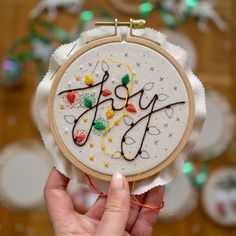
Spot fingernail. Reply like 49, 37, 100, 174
111, 172, 124, 190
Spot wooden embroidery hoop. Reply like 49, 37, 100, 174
202, 159, 236, 227
48, 19, 195, 182
0, 140, 52, 211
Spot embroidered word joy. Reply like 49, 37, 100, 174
58, 61, 186, 161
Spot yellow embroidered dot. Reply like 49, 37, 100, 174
104, 161, 109, 167
114, 119, 120, 126
83, 117, 88, 123
60, 105, 65, 110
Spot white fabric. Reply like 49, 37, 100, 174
191, 90, 235, 160
160, 29, 198, 71
35, 27, 206, 194
159, 173, 198, 221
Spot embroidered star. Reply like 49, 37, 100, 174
117, 64, 121, 68
154, 140, 159, 145
125, 53, 128, 57
88, 63, 93, 67
150, 67, 154, 71
134, 80, 139, 85
136, 62, 141, 67
160, 77, 164, 81
164, 124, 168, 128
174, 87, 177, 90
168, 134, 173, 138
176, 118, 180, 122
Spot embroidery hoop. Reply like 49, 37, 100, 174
0, 140, 52, 211
202, 160, 236, 227
48, 19, 195, 182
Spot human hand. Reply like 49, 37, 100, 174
44, 168, 164, 236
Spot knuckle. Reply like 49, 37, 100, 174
106, 202, 123, 213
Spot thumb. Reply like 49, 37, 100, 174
95, 172, 130, 236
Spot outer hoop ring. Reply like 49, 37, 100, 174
48, 36, 195, 182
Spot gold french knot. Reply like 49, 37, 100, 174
104, 161, 109, 167
102, 145, 106, 151
83, 117, 88, 123
60, 105, 65, 110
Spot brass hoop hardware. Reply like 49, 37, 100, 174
95, 18, 146, 37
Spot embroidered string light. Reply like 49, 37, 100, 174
102, 89, 112, 96
66, 92, 77, 104
84, 97, 93, 108
85, 74, 94, 86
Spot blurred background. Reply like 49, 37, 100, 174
0, 0, 236, 235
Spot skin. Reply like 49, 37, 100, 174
44, 168, 164, 236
